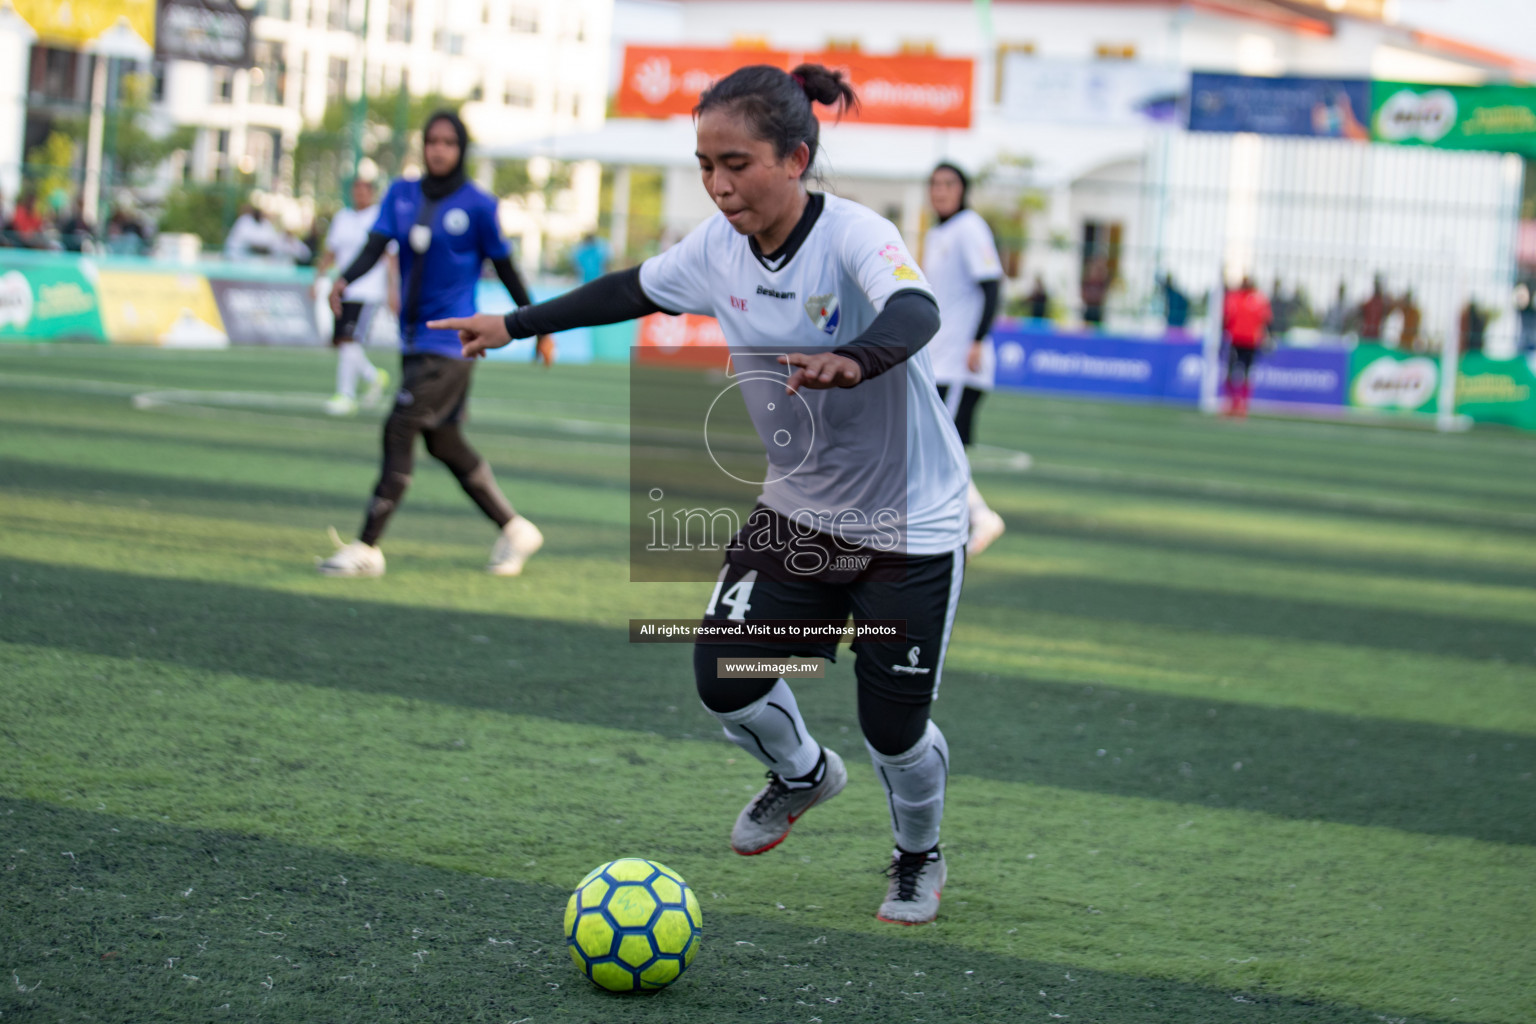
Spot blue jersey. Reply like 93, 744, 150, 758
373, 178, 510, 357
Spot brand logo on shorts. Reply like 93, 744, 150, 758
443, 209, 470, 235
395, 388, 414, 406
805, 293, 840, 334
890, 645, 931, 675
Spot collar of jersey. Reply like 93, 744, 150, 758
748, 192, 825, 273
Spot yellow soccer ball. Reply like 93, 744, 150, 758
564, 858, 702, 992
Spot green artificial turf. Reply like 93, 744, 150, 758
1, 344, 1532, 1023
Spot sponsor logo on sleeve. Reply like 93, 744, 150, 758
878, 243, 920, 281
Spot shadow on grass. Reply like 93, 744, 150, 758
0, 799, 1460, 1024
962, 573, 1536, 667
2, 557, 1531, 847
1002, 517, 1536, 592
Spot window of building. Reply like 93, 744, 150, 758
504, 80, 534, 108
149, 58, 167, 102
327, 57, 349, 102
388, 0, 413, 42
469, 82, 484, 101
330, 0, 350, 30
509, 5, 538, 33
262, 0, 292, 19
210, 66, 234, 103
251, 41, 286, 105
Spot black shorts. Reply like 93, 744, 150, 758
1226, 344, 1258, 383
391, 353, 474, 431
333, 301, 379, 346
936, 383, 986, 446
702, 515, 965, 699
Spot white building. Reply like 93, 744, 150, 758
3, 0, 613, 265
499, 0, 1529, 350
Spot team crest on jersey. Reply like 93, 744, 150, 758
878, 243, 920, 282
804, 293, 840, 334
443, 209, 470, 235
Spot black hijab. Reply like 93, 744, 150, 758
421, 110, 469, 201
931, 162, 969, 224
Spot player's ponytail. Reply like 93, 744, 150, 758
695, 63, 860, 179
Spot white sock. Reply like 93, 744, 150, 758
868, 720, 949, 853
335, 345, 356, 399
967, 479, 991, 520
352, 341, 379, 383
710, 677, 821, 780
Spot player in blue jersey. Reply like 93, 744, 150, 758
317, 111, 552, 578
433, 67, 968, 924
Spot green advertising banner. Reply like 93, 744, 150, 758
0, 252, 107, 342
1456, 352, 1536, 430
1371, 81, 1536, 154
1347, 343, 1440, 414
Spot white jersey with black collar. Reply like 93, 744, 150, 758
639, 193, 969, 555
924, 208, 1004, 390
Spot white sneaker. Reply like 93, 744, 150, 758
730, 748, 847, 856
317, 527, 384, 577
324, 393, 358, 417
363, 367, 391, 406
966, 508, 1006, 558
488, 516, 544, 576
877, 847, 946, 925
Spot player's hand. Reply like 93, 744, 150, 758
534, 334, 556, 368
328, 277, 347, 317
967, 340, 985, 373
427, 313, 512, 359
780, 352, 862, 394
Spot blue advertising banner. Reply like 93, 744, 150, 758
1188, 72, 1371, 140
992, 327, 1193, 400
1250, 346, 1349, 406
992, 325, 1350, 408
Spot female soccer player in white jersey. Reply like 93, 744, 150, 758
924, 162, 1007, 556
433, 65, 970, 924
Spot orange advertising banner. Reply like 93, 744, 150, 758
617, 45, 973, 129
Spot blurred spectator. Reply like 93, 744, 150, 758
1514, 280, 1536, 354
104, 205, 150, 255
1025, 274, 1050, 321
1459, 300, 1487, 354
225, 204, 309, 263
1359, 276, 1387, 342
7, 189, 49, 248
1397, 289, 1421, 351
571, 232, 610, 283
1162, 273, 1190, 331
1269, 276, 1294, 339
1321, 281, 1350, 336
1222, 275, 1272, 418
1080, 258, 1110, 327
55, 202, 93, 252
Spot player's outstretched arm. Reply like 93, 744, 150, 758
780, 352, 862, 394
427, 313, 512, 358
796, 290, 940, 389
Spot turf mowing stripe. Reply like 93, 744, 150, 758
2, 800, 1469, 1024
1, 554, 1532, 849
2, 652, 1531, 1022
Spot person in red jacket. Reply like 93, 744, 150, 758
1222, 276, 1271, 418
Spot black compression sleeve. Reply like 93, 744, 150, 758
490, 256, 532, 308
502, 265, 668, 338
975, 279, 1001, 341
339, 232, 389, 286
831, 290, 941, 382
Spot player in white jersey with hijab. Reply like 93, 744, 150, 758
317, 176, 392, 416
434, 64, 968, 924
924, 162, 1006, 556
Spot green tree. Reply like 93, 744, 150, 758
24, 132, 76, 208
293, 87, 454, 205
158, 180, 252, 248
